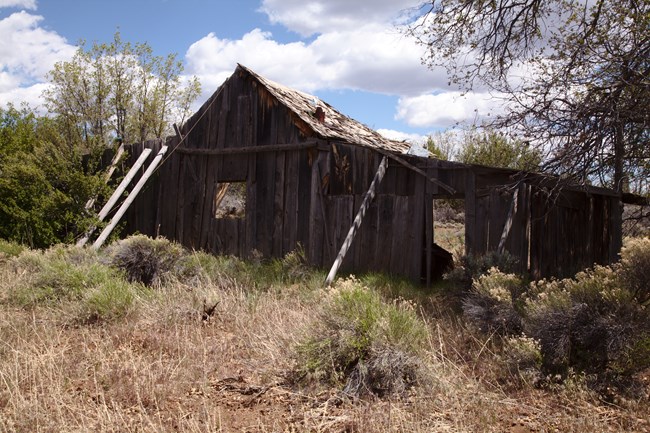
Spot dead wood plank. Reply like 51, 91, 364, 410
464, 170, 476, 255
272, 151, 286, 257
176, 141, 318, 155
609, 196, 622, 262
368, 146, 456, 195
325, 156, 388, 286
93, 146, 168, 249
297, 149, 313, 252
282, 150, 299, 255
376, 195, 394, 272
409, 175, 426, 282
476, 195, 489, 254
308, 152, 325, 266
390, 196, 410, 276
498, 187, 519, 253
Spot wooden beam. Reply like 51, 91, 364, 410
84, 143, 126, 211
498, 187, 520, 253
77, 148, 153, 246
368, 147, 456, 195
325, 156, 388, 286
175, 141, 318, 155
92, 146, 169, 249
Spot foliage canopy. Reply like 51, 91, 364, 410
410, 0, 650, 193
44, 32, 201, 150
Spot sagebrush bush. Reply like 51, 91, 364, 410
445, 251, 520, 290
7, 244, 144, 323
500, 334, 543, 385
462, 268, 524, 335
107, 235, 199, 287
524, 265, 650, 381
11, 245, 114, 305
296, 277, 428, 397
617, 237, 650, 305
0, 239, 25, 259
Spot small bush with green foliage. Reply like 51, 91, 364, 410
8, 244, 143, 323
0, 239, 25, 259
445, 251, 520, 291
296, 277, 428, 397
462, 268, 524, 335
617, 237, 650, 305
524, 264, 650, 382
107, 235, 197, 287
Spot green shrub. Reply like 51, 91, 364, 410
81, 278, 141, 323
12, 245, 116, 305
501, 334, 543, 385
107, 235, 197, 287
523, 266, 650, 381
0, 239, 25, 258
445, 251, 520, 291
617, 237, 650, 305
462, 268, 524, 335
8, 244, 143, 323
296, 277, 428, 397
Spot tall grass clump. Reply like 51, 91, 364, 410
296, 277, 428, 397
0, 239, 25, 259
7, 244, 143, 323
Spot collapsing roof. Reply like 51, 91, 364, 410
189, 64, 413, 155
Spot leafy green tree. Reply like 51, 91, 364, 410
409, 0, 649, 193
44, 32, 201, 150
0, 106, 104, 247
456, 130, 541, 171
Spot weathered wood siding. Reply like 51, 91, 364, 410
121, 72, 622, 283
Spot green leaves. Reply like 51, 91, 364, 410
0, 106, 102, 248
43, 31, 201, 149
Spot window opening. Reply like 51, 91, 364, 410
213, 182, 246, 219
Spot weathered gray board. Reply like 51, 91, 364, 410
121, 70, 622, 283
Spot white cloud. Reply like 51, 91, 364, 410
395, 91, 506, 128
259, 0, 421, 37
184, 23, 447, 104
0, 0, 36, 9
0, 82, 49, 109
0, 11, 75, 108
377, 128, 427, 144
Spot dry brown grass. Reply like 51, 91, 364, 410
0, 244, 648, 433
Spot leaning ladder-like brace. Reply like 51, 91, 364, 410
77, 148, 153, 246
84, 144, 126, 211
92, 145, 168, 249
325, 156, 388, 286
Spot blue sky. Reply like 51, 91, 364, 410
0, 0, 503, 143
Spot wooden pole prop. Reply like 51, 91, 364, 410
498, 187, 519, 253
92, 145, 168, 249
84, 143, 126, 211
324, 156, 388, 286
77, 148, 153, 246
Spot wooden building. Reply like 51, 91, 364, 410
124, 65, 622, 283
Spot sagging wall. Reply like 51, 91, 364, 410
121, 73, 622, 283
463, 170, 622, 279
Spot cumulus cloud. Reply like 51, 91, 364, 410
184, 23, 446, 105
396, 91, 506, 128
377, 128, 427, 144
0, 0, 36, 9
259, 0, 421, 37
0, 11, 75, 108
